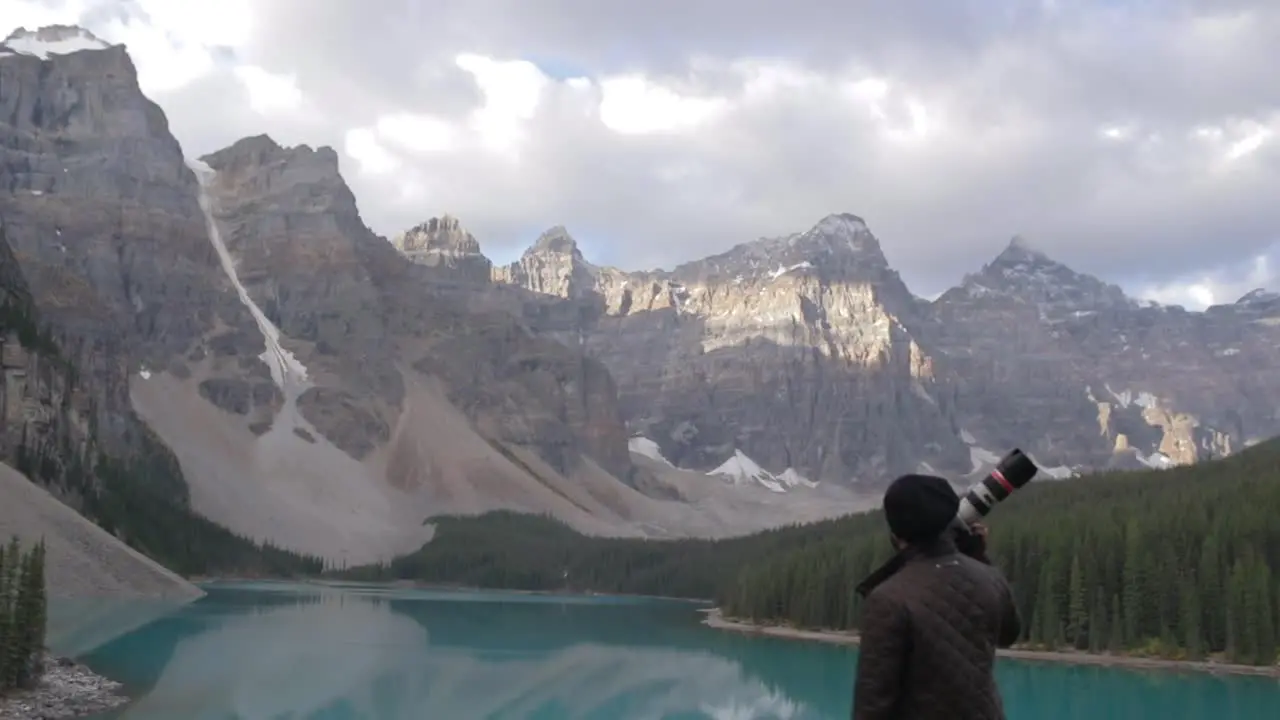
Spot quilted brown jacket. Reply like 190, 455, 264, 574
851, 535, 1021, 720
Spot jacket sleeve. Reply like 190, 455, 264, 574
852, 590, 910, 720
995, 574, 1021, 648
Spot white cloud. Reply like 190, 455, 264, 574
343, 127, 400, 176
454, 53, 549, 156
374, 113, 459, 154
597, 75, 727, 134
233, 65, 304, 115
1138, 246, 1278, 310
3, 0, 1279, 300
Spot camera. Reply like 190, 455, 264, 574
855, 449, 1039, 598
950, 448, 1039, 533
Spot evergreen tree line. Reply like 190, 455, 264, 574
720, 438, 1280, 667
340, 438, 1280, 667
0, 538, 47, 693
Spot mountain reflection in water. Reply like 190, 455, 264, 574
80, 582, 1280, 719
82, 582, 841, 719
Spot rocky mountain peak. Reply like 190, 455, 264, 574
953, 235, 1131, 312
997, 234, 1046, 261
200, 136, 355, 228
671, 212, 890, 285
393, 215, 492, 283
203, 135, 342, 184
1218, 286, 1280, 320
1, 25, 114, 59
795, 212, 886, 263
494, 226, 598, 299
526, 226, 585, 260
1237, 288, 1280, 305
396, 215, 481, 254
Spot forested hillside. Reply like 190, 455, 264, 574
724, 438, 1280, 666
341, 437, 1280, 666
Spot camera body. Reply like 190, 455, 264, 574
855, 449, 1039, 598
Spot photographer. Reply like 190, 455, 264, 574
852, 474, 1021, 720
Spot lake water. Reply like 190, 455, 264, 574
74, 582, 1279, 719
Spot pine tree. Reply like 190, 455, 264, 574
1088, 588, 1107, 652
1, 537, 20, 690
16, 542, 46, 687
1066, 554, 1088, 649
1198, 534, 1223, 650
1252, 559, 1276, 667
0, 541, 10, 690
1179, 575, 1203, 660
1121, 520, 1146, 645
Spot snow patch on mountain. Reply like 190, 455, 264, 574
968, 445, 1003, 475
708, 451, 787, 493
777, 468, 818, 489
768, 261, 813, 279
188, 158, 310, 394
2, 26, 111, 59
628, 436, 672, 466
1032, 461, 1076, 480
958, 427, 1075, 480
1136, 450, 1174, 469
1105, 384, 1157, 409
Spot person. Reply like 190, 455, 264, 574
851, 473, 1022, 720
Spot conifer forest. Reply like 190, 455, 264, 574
341, 437, 1280, 667
0, 538, 47, 693
720, 437, 1280, 666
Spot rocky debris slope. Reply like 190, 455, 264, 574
0, 462, 201, 600
456, 218, 1280, 487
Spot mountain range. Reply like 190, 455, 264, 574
2, 25, 1277, 565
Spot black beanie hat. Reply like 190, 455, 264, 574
883, 474, 960, 544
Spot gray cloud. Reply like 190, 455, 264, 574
13, 0, 1280, 307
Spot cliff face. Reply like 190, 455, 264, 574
469, 219, 1280, 488
483, 215, 966, 486
193, 135, 632, 480
0, 228, 93, 501
0, 26, 267, 459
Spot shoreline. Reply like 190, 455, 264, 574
198, 575, 711, 605
701, 608, 1280, 678
0, 653, 130, 719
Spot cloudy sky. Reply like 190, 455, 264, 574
4, 0, 1278, 307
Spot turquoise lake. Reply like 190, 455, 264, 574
68, 582, 1278, 719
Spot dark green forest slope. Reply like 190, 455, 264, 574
340, 438, 1280, 666
724, 438, 1280, 666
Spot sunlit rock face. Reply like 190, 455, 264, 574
478, 220, 1280, 486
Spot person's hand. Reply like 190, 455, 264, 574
957, 522, 991, 563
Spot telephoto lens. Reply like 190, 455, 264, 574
954, 448, 1039, 527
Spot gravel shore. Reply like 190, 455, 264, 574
702, 608, 1280, 677
0, 654, 130, 719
